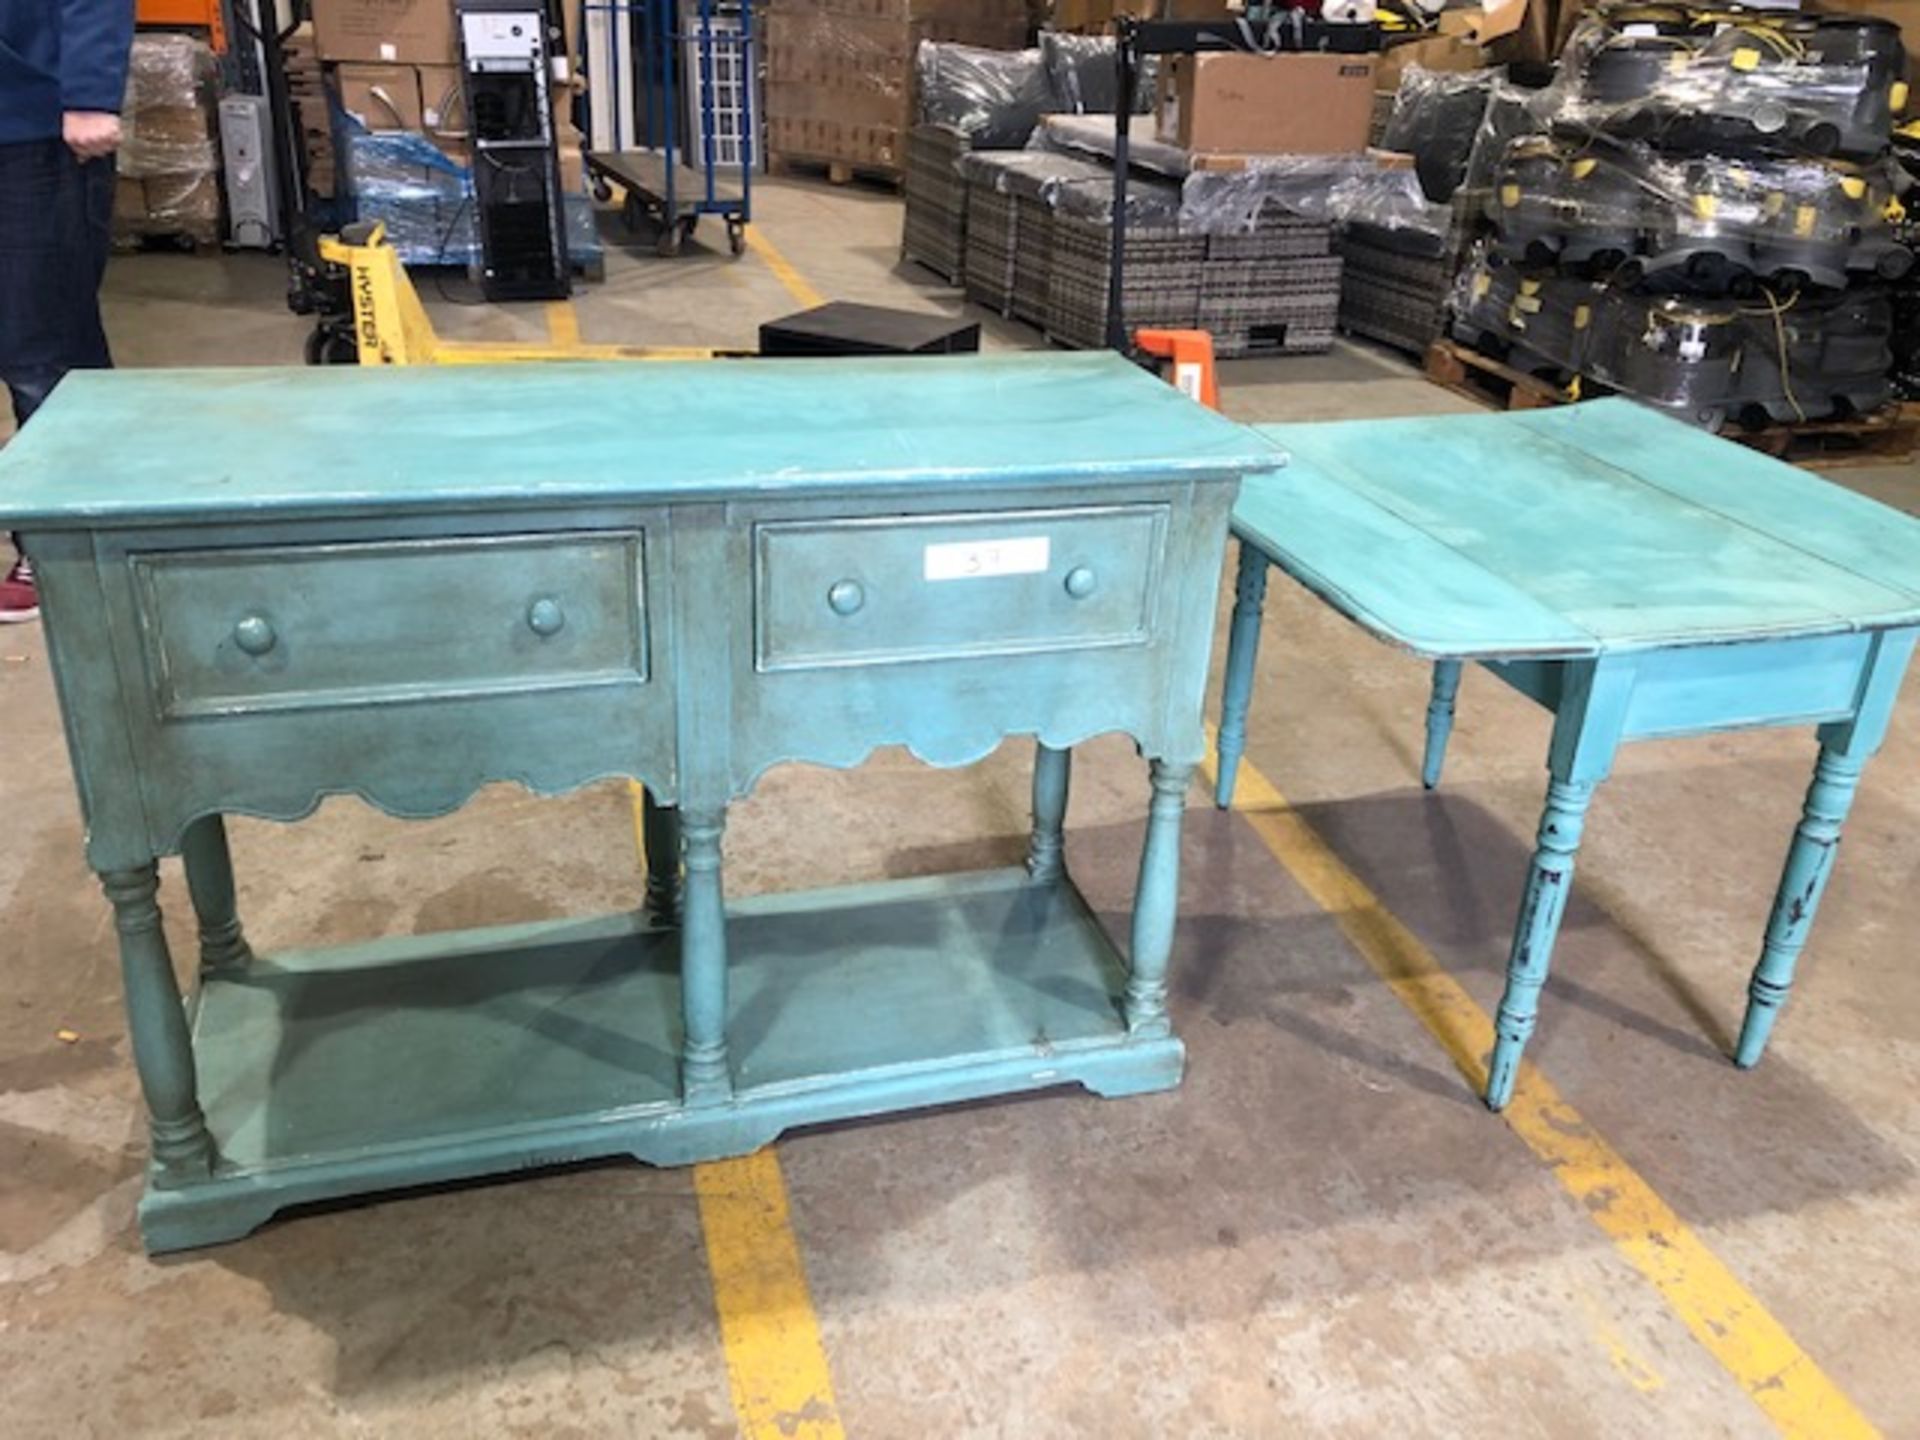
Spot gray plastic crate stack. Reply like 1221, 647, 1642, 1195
901, 124, 972, 283
1337, 188, 1485, 356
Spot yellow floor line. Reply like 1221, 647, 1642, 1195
544, 299, 582, 348
695, 1152, 846, 1439
624, 780, 845, 1439
1205, 740, 1878, 1439
743, 224, 827, 309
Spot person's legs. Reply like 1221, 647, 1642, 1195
0, 137, 116, 622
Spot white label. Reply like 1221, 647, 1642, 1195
1174, 361, 1205, 403
378, 41, 397, 60
924, 536, 1050, 582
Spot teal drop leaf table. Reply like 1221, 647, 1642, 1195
0, 352, 1278, 1252
1215, 399, 1920, 1110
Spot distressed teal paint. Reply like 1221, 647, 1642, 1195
1027, 744, 1071, 882
181, 815, 253, 974
0, 354, 1265, 524
0, 353, 1266, 1251
1222, 402, 1920, 1109
1421, 660, 1463, 791
1214, 544, 1268, 809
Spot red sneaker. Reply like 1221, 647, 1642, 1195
0, 556, 38, 624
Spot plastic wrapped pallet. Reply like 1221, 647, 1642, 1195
1329, 167, 1456, 257
1039, 33, 1158, 116
1484, 135, 1913, 292
116, 34, 222, 244
763, 2, 1031, 180
1449, 248, 1895, 427
1379, 65, 1500, 202
916, 41, 1052, 149
344, 129, 600, 269
1461, 77, 1548, 194
1176, 154, 1375, 235
1336, 183, 1483, 354
1550, 8, 1906, 163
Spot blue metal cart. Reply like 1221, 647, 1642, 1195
580, 0, 754, 257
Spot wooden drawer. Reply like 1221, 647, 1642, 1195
753, 505, 1168, 673
130, 532, 649, 718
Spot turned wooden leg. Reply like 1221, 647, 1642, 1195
642, 788, 682, 927
1735, 746, 1865, 1069
102, 864, 216, 1183
1423, 660, 1464, 791
1127, 760, 1194, 1038
181, 815, 252, 974
1736, 630, 1912, 1069
1027, 743, 1071, 882
1486, 777, 1595, 1110
1214, 542, 1269, 809
678, 806, 730, 1104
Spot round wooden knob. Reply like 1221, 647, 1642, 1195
527, 597, 566, 637
233, 614, 277, 656
827, 580, 865, 616
1064, 566, 1097, 600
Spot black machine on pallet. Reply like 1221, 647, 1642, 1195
456, 0, 571, 300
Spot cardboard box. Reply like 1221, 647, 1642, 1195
334, 62, 423, 129
1157, 52, 1377, 155
311, 0, 456, 65
1051, 0, 1224, 29
763, 3, 1030, 173
145, 172, 222, 224
113, 176, 147, 222
416, 62, 465, 131
1375, 32, 1486, 92
427, 131, 470, 166
556, 137, 584, 192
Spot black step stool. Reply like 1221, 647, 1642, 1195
759, 302, 982, 358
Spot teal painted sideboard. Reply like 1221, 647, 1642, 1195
0, 352, 1277, 1252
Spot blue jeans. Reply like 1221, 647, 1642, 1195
0, 137, 114, 551
0, 137, 115, 429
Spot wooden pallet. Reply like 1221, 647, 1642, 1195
769, 153, 902, 190
1423, 338, 1576, 411
1735, 403, 1920, 469
1423, 339, 1920, 469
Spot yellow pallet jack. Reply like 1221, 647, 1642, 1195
306, 221, 724, 367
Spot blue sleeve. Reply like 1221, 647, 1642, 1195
59, 0, 136, 113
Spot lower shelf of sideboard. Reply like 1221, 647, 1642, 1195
144, 866, 1183, 1251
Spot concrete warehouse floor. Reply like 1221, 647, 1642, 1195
2, 178, 1919, 1439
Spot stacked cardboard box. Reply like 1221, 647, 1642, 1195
762, 0, 1030, 180
311, 0, 595, 266
1048, 0, 1228, 34
313, 0, 584, 182
115, 34, 222, 246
